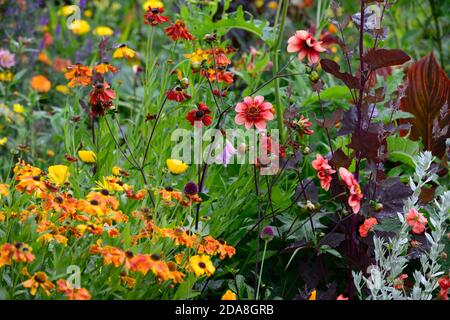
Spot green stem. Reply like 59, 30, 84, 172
272, 0, 289, 144
256, 240, 268, 300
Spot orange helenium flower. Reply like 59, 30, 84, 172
64, 64, 92, 87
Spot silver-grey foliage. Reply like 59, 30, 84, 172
353, 151, 449, 300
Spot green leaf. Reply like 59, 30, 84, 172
387, 136, 420, 168
319, 245, 342, 258
302, 86, 352, 106
181, 5, 268, 41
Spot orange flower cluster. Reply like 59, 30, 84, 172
10, 160, 147, 243
156, 227, 236, 260
155, 186, 202, 207
3, 159, 236, 296
200, 47, 235, 85
57, 279, 91, 300
90, 243, 185, 284
0, 242, 35, 267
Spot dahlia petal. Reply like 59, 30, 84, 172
308, 51, 320, 64
262, 111, 274, 120
243, 96, 253, 105
306, 38, 314, 47
287, 43, 302, 53
235, 102, 246, 113
287, 36, 301, 45
254, 119, 267, 131
253, 96, 264, 105
235, 113, 246, 125
295, 30, 310, 40
314, 41, 327, 52
297, 49, 308, 61
244, 120, 253, 130
261, 102, 273, 110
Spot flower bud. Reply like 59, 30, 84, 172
203, 33, 217, 43
184, 181, 198, 195
302, 146, 311, 155
191, 61, 202, 71
260, 226, 276, 242
309, 70, 320, 83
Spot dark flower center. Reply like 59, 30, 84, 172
101, 189, 109, 196
125, 251, 134, 258
90, 199, 99, 206
32, 176, 41, 181
198, 262, 206, 269
151, 8, 159, 14
165, 186, 174, 192
55, 196, 64, 204
195, 110, 204, 118
151, 253, 161, 261
35, 273, 47, 283
246, 106, 261, 119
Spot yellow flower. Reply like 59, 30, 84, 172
69, 20, 91, 35
55, 85, 71, 95
84, 9, 93, 18
48, 165, 70, 186
0, 137, 7, 146
0, 184, 9, 197
308, 289, 317, 300
189, 255, 215, 277
143, 0, 164, 10
112, 166, 128, 177
0, 72, 13, 82
166, 159, 188, 174
93, 26, 114, 37
221, 290, 237, 300
59, 5, 77, 16
47, 149, 55, 157
13, 104, 25, 113
21, 268, 55, 296
113, 45, 136, 59
111, 2, 122, 12
78, 150, 96, 163
267, 1, 277, 10
185, 48, 209, 64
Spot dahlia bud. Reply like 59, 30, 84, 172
302, 146, 311, 155
309, 70, 320, 83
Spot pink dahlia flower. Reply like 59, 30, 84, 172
311, 154, 335, 191
235, 96, 274, 130
406, 208, 428, 234
287, 30, 326, 64
338, 167, 363, 214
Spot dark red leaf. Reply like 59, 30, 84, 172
320, 59, 359, 89
330, 148, 352, 168
316, 109, 343, 129
399, 52, 450, 158
364, 49, 410, 70
348, 131, 382, 162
